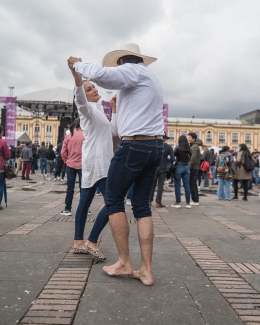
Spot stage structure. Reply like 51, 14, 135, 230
17, 87, 75, 144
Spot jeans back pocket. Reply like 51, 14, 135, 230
125, 147, 152, 172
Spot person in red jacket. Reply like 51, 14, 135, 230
0, 125, 11, 210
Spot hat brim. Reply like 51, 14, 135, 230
102, 49, 157, 67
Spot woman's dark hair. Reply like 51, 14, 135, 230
31, 143, 36, 149
70, 118, 81, 137
239, 143, 250, 154
0, 124, 4, 134
117, 55, 143, 65
219, 146, 229, 154
48, 144, 53, 150
187, 132, 197, 140
178, 135, 191, 152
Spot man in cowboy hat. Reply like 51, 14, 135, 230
68, 43, 164, 286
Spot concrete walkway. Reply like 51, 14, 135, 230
1, 174, 260, 325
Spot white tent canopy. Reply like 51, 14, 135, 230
17, 87, 73, 104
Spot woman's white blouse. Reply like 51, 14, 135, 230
74, 85, 117, 188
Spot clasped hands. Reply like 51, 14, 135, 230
67, 56, 82, 71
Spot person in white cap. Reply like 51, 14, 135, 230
68, 43, 164, 286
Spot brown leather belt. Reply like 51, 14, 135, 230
121, 135, 163, 141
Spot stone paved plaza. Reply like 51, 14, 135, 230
1, 174, 260, 325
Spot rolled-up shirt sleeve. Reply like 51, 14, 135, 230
74, 85, 94, 119
73, 62, 139, 90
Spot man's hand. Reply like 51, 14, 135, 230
67, 56, 82, 70
110, 95, 117, 113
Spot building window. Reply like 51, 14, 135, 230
45, 139, 52, 147
232, 146, 238, 152
245, 133, 252, 144
232, 133, 239, 143
219, 132, 226, 143
46, 125, 52, 136
206, 131, 213, 143
34, 138, 40, 145
181, 130, 187, 136
168, 131, 175, 141
34, 123, 41, 136
195, 131, 201, 139
22, 124, 29, 132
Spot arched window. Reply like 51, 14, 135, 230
34, 123, 40, 135
206, 131, 213, 143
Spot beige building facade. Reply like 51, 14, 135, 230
16, 114, 60, 147
168, 117, 260, 152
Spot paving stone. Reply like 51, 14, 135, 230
20, 316, 71, 324
240, 316, 260, 322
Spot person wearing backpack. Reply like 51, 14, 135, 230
216, 146, 236, 201
233, 144, 256, 201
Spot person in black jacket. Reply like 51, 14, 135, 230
31, 143, 38, 174
150, 134, 174, 207
172, 135, 192, 209
46, 144, 56, 180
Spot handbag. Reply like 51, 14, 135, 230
0, 156, 17, 180
208, 169, 212, 179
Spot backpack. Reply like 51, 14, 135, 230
243, 152, 254, 172
200, 160, 210, 172
217, 155, 229, 173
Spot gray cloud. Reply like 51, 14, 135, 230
0, 0, 260, 118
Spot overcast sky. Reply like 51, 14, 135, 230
1, 0, 260, 118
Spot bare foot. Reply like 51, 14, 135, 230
103, 260, 134, 276
130, 269, 154, 286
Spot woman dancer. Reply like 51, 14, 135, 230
69, 65, 117, 260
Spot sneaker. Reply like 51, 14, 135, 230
60, 210, 72, 216
125, 199, 131, 206
88, 211, 92, 215
242, 197, 248, 201
198, 186, 201, 191
201, 187, 209, 190
171, 204, 181, 209
53, 178, 57, 181
186, 204, 192, 209
60, 179, 65, 182
190, 202, 199, 206
232, 196, 239, 200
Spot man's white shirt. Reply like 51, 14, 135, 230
73, 62, 164, 137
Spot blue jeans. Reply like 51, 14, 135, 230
210, 165, 217, 183
253, 167, 259, 186
105, 139, 164, 219
126, 183, 134, 200
74, 177, 108, 242
7, 158, 15, 169
65, 166, 82, 211
0, 172, 5, 205
39, 158, 47, 174
217, 177, 231, 200
174, 165, 191, 203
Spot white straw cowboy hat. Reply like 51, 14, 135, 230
102, 43, 157, 67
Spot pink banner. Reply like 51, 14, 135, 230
0, 96, 17, 146
102, 100, 112, 120
162, 104, 168, 134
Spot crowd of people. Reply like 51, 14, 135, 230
0, 42, 259, 286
